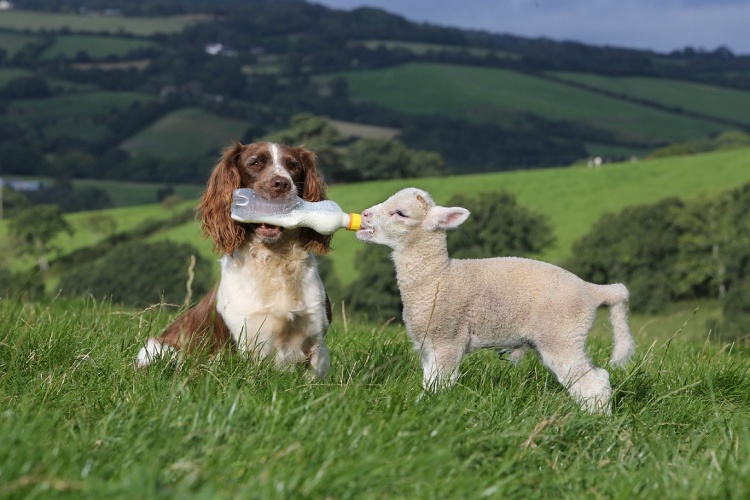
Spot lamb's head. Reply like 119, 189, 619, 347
356, 188, 470, 251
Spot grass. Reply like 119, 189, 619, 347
551, 72, 750, 126
0, 32, 41, 57
337, 62, 728, 145
72, 179, 204, 208
0, 67, 34, 86
0, 10, 206, 36
119, 108, 250, 160
0, 298, 748, 498
8, 91, 156, 143
39, 35, 157, 61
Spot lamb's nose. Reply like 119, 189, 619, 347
271, 176, 291, 194
361, 209, 371, 218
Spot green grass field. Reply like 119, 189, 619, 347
336, 63, 728, 145
119, 108, 250, 160
0, 10, 206, 36
8, 91, 157, 143
72, 179, 204, 207
39, 35, 157, 61
0, 298, 747, 497
0, 67, 34, 86
0, 31, 41, 57
551, 72, 750, 126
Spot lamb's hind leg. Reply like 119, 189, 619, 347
536, 340, 613, 414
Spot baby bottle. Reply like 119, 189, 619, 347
230, 188, 361, 235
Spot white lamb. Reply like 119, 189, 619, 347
356, 188, 635, 414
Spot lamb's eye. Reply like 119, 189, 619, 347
394, 210, 408, 218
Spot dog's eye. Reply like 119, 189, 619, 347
245, 156, 259, 167
289, 160, 301, 172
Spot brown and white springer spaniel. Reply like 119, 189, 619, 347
136, 141, 332, 378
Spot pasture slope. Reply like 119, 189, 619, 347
0, 297, 748, 497
337, 62, 732, 146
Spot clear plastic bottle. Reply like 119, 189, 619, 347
230, 188, 361, 235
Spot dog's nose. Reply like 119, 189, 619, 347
271, 176, 291, 194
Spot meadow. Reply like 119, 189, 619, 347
550, 72, 750, 127
118, 108, 251, 160
337, 62, 728, 145
39, 35, 158, 61
0, 297, 747, 498
8, 91, 156, 144
0, 10, 206, 36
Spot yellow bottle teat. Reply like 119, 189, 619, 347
347, 213, 362, 231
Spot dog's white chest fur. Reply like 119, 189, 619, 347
216, 245, 328, 365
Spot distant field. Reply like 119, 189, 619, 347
119, 107, 249, 160
40, 34, 157, 61
8, 91, 156, 143
551, 72, 750, 126
337, 63, 727, 145
0, 31, 40, 57
0, 10, 206, 35
330, 119, 400, 140
73, 179, 204, 207
0, 68, 34, 86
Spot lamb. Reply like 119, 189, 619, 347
356, 188, 635, 414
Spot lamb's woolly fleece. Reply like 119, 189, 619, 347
357, 187, 636, 414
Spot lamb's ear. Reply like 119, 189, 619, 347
426, 206, 470, 231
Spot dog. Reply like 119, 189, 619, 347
136, 141, 332, 378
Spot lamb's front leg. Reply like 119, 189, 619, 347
420, 343, 464, 392
307, 342, 330, 379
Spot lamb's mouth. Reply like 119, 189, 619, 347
255, 223, 283, 240
356, 227, 374, 241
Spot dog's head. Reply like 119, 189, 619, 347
198, 141, 331, 255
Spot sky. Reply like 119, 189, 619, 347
313, 0, 750, 55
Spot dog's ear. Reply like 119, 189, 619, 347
298, 147, 327, 202
296, 146, 332, 254
198, 141, 245, 255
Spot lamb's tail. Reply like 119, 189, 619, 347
591, 283, 635, 368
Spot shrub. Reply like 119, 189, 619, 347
58, 241, 213, 308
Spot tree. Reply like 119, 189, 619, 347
2, 76, 51, 99
345, 138, 447, 181
673, 193, 733, 299
446, 191, 555, 259
345, 245, 401, 321
80, 214, 118, 244
567, 198, 685, 312
264, 113, 347, 181
9, 205, 73, 272
58, 241, 213, 308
